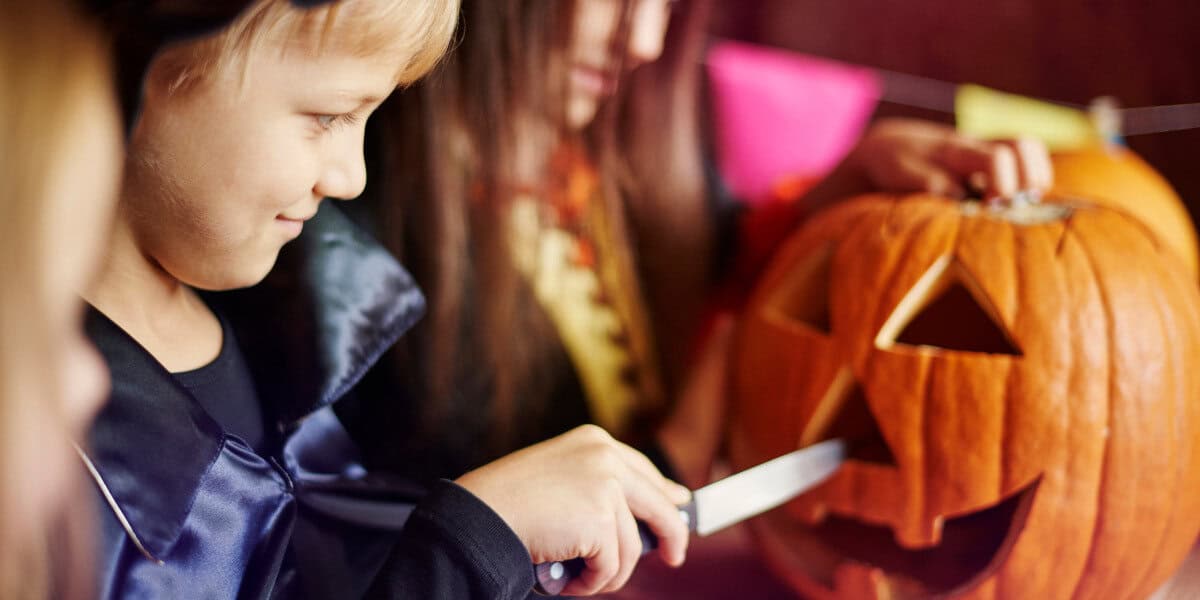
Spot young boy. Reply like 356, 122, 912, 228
82, 1, 691, 598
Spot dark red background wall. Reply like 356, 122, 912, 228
712, 1, 1200, 220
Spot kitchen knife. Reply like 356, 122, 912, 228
533, 438, 847, 595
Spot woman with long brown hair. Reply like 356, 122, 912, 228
0, 2, 122, 597
351, 0, 1054, 494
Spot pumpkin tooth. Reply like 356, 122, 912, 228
834, 561, 891, 600
894, 515, 944, 549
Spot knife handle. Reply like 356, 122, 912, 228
532, 500, 697, 596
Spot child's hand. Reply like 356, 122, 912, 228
456, 425, 692, 596
657, 314, 737, 489
850, 118, 1054, 200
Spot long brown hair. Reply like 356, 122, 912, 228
0, 4, 112, 598
374, 0, 714, 458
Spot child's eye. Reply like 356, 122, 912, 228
312, 112, 361, 132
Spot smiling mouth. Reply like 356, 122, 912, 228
759, 478, 1040, 599
277, 212, 315, 223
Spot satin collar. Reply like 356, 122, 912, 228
82, 203, 425, 561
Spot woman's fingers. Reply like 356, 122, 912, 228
934, 137, 1020, 198
884, 153, 968, 198
996, 137, 1054, 192
846, 118, 1057, 203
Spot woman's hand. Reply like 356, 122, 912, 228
657, 314, 737, 489
455, 424, 692, 596
801, 118, 1054, 212
850, 118, 1053, 199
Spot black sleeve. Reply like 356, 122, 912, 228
365, 480, 536, 600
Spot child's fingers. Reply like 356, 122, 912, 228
565, 483, 623, 596
612, 439, 692, 504
603, 504, 643, 593
616, 461, 690, 568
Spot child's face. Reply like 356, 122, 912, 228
565, 0, 674, 130
124, 40, 404, 291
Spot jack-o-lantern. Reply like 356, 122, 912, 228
1050, 146, 1199, 278
730, 194, 1200, 599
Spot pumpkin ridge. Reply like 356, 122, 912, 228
993, 347, 1017, 599
1124, 235, 1190, 598
1008, 222, 1084, 600
922, 208, 966, 548
996, 217, 1019, 506
882, 195, 902, 237
1065, 219, 1119, 600
920, 355, 938, 547
927, 211, 963, 543
995, 336, 1017, 499
854, 344, 908, 525
1054, 209, 1076, 258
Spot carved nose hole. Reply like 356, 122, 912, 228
801, 368, 897, 467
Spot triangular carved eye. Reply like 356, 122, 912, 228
876, 256, 1022, 356
769, 244, 833, 334
801, 369, 897, 467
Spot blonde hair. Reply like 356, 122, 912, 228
154, 0, 461, 94
0, 4, 112, 599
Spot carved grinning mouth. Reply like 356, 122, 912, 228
784, 380, 1040, 598
761, 478, 1040, 599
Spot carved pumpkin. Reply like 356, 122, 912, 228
730, 194, 1200, 599
1050, 146, 1199, 278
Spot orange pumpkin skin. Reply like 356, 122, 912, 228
730, 195, 1200, 599
1051, 146, 1199, 278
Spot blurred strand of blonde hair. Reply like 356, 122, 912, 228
0, 3, 111, 599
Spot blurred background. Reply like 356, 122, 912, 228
712, 0, 1200, 217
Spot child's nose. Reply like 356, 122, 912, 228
315, 148, 368, 201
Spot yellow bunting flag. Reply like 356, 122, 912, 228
956, 84, 1102, 150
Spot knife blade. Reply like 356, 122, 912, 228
533, 438, 847, 595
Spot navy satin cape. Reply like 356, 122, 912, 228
81, 204, 535, 599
